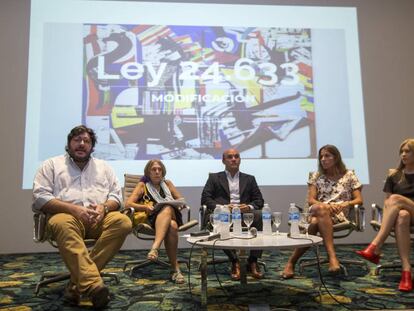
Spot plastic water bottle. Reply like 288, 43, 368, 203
262, 203, 272, 235
213, 205, 222, 234
288, 203, 300, 237
232, 205, 242, 236
220, 205, 231, 238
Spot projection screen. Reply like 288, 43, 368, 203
23, 0, 369, 188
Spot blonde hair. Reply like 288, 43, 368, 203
397, 139, 414, 170
390, 138, 414, 182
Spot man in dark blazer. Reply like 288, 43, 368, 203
201, 148, 264, 280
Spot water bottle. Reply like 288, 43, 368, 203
262, 203, 272, 235
213, 205, 222, 234
288, 203, 300, 237
220, 205, 231, 238
232, 205, 242, 236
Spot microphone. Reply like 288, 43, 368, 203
249, 227, 257, 237
199, 232, 221, 242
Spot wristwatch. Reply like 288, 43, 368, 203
103, 204, 110, 215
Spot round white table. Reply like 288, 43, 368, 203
187, 232, 323, 306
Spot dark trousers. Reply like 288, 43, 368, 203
224, 209, 263, 263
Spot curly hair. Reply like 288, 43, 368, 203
65, 125, 97, 152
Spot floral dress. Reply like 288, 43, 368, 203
308, 170, 362, 223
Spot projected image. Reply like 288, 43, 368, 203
83, 25, 315, 160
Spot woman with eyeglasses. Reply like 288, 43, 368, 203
125, 159, 186, 284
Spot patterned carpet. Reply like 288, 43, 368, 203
1, 244, 414, 310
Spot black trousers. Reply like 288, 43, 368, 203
223, 209, 263, 263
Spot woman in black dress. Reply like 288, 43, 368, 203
357, 138, 414, 292
125, 159, 185, 284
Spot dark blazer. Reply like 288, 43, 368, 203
201, 171, 264, 213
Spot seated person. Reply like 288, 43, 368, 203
32, 125, 132, 308
125, 159, 186, 284
356, 138, 414, 292
201, 148, 265, 280
282, 144, 363, 278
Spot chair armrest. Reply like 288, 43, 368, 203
180, 204, 191, 222
199, 205, 207, 231
33, 212, 48, 243
121, 207, 135, 221
371, 203, 383, 224
353, 204, 365, 232
178, 219, 198, 232
133, 223, 156, 240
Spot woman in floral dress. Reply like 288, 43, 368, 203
281, 145, 363, 279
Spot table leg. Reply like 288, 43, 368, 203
238, 249, 248, 285
201, 247, 208, 306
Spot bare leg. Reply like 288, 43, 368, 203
314, 205, 339, 270
372, 195, 414, 253
282, 217, 318, 276
164, 220, 179, 270
151, 206, 174, 250
395, 210, 412, 271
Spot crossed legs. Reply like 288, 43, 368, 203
282, 204, 339, 278
356, 195, 414, 291
150, 206, 180, 271
364, 195, 414, 271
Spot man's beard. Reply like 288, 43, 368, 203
68, 149, 92, 163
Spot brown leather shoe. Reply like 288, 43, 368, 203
63, 281, 80, 305
231, 261, 241, 281
88, 284, 110, 309
249, 262, 264, 279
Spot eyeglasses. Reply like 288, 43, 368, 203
72, 137, 92, 145
225, 154, 240, 159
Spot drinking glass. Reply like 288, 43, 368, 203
272, 212, 282, 236
243, 213, 254, 235
299, 212, 311, 237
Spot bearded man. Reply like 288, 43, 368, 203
32, 125, 132, 308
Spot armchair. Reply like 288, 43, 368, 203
33, 212, 119, 295
370, 203, 414, 275
122, 173, 198, 276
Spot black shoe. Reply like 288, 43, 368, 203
89, 284, 110, 309
63, 281, 80, 305
231, 261, 241, 281
248, 262, 264, 279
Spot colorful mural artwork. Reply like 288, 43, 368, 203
83, 24, 314, 160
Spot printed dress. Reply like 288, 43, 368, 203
308, 170, 362, 223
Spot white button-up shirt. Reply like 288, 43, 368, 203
32, 154, 122, 212
225, 170, 240, 204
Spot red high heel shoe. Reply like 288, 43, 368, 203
355, 244, 380, 264
399, 271, 412, 292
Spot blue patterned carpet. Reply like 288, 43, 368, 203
1, 244, 414, 310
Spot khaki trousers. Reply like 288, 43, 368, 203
47, 212, 132, 294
